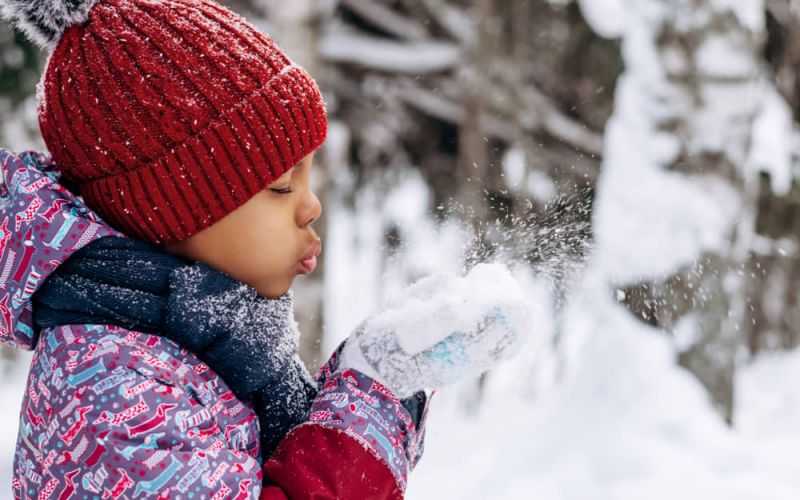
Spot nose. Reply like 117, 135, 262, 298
299, 190, 322, 228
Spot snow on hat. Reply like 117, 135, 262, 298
1, 0, 328, 244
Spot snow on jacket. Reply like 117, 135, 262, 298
0, 147, 427, 499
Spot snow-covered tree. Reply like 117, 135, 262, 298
578, 0, 791, 423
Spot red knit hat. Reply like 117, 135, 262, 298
2, 0, 328, 244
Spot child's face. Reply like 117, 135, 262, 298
164, 153, 322, 298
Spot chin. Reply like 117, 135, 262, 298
270, 278, 295, 298
252, 274, 293, 299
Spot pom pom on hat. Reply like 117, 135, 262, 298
0, 0, 101, 49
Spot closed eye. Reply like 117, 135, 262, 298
270, 186, 293, 195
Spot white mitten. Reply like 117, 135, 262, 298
339, 263, 533, 398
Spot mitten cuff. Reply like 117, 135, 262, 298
338, 333, 392, 390
309, 370, 413, 489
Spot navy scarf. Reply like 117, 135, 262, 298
32, 236, 316, 458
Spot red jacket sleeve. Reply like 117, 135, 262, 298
258, 345, 430, 499
260, 425, 402, 499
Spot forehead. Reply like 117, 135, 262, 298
273, 168, 294, 183
272, 154, 313, 182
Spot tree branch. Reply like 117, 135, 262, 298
417, 0, 475, 45
394, 78, 603, 156
318, 29, 462, 73
339, 0, 430, 41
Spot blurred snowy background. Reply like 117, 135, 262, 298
3, 0, 800, 498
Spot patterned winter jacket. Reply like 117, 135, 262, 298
0, 148, 427, 499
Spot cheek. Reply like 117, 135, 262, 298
246, 217, 298, 269
209, 197, 301, 283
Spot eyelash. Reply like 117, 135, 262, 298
271, 187, 293, 195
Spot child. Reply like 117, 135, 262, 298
0, 0, 534, 498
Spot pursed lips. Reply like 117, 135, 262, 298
298, 240, 321, 274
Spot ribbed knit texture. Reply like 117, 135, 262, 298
36, 0, 328, 244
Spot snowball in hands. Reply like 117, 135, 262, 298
340, 263, 534, 398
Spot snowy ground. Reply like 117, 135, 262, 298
407, 282, 800, 500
